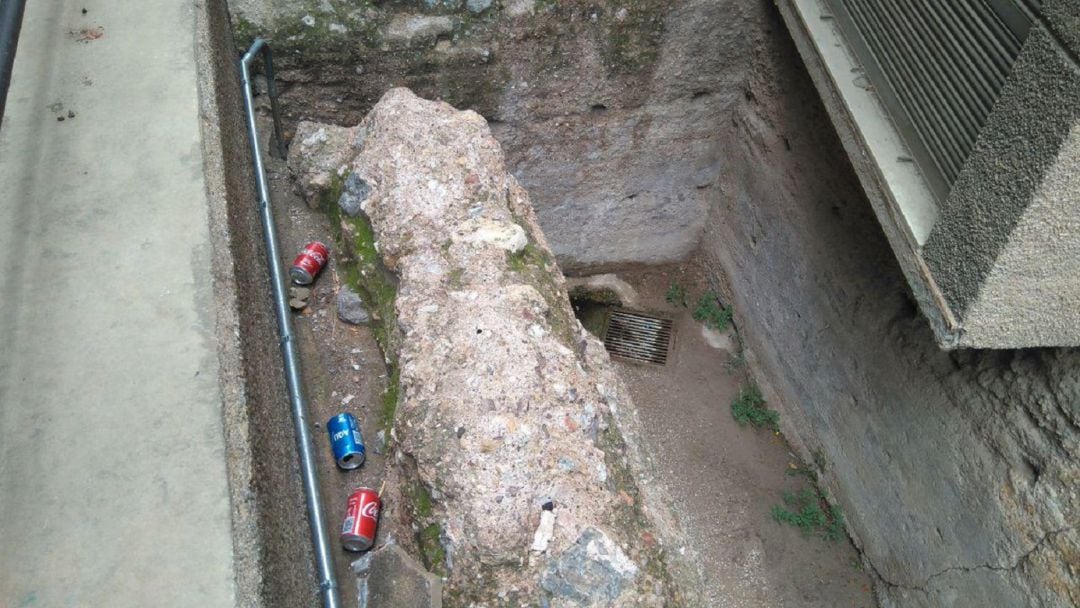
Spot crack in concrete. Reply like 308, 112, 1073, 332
864, 526, 1073, 593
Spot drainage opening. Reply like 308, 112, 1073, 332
604, 309, 673, 366
569, 286, 619, 339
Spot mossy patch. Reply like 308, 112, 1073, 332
232, 15, 260, 49
505, 243, 579, 351
596, 0, 670, 76
506, 242, 547, 272
418, 523, 447, 574
399, 460, 448, 575
407, 477, 434, 519
380, 366, 401, 431
567, 285, 620, 306
238, 0, 510, 121
323, 174, 402, 434
597, 417, 679, 603
447, 267, 466, 289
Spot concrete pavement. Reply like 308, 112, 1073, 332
0, 1, 240, 606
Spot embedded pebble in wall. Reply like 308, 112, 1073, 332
466, 0, 492, 14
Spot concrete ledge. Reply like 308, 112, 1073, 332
924, 26, 1080, 348
776, 0, 1080, 348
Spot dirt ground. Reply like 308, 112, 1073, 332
267, 149, 875, 604
265, 150, 390, 601
262, 115, 873, 605
604, 262, 877, 608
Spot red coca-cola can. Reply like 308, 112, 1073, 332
341, 487, 381, 552
290, 241, 329, 285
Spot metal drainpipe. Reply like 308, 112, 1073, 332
239, 39, 342, 608
0, 0, 28, 129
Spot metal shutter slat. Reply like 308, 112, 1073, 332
832, 0, 1033, 195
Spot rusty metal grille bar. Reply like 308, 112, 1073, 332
603, 310, 673, 365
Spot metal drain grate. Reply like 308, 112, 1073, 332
603, 309, 673, 365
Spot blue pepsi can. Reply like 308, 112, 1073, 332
327, 413, 365, 469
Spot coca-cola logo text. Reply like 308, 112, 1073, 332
360, 501, 380, 520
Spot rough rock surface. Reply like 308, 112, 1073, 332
290, 88, 695, 606
337, 287, 370, 325
231, 0, 749, 269
353, 542, 442, 608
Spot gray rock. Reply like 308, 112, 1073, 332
288, 286, 311, 311
465, 0, 492, 14
338, 173, 371, 217
384, 15, 454, 46
540, 528, 639, 605
337, 288, 370, 325
354, 542, 442, 608
373, 429, 387, 455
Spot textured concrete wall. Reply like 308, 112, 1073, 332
211, 2, 321, 604
703, 4, 1079, 607
923, 24, 1080, 348
228, 0, 751, 270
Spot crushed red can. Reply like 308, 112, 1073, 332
341, 487, 381, 552
290, 241, 329, 285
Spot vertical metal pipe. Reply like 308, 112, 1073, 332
259, 44, 287, 160
239, 39, 341, 608
0, 0, 28, 128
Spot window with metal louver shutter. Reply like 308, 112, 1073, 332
823, 0, 1036, 201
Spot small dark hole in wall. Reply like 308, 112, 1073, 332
692, 90, 711, 99
590, 103, 608, 112
570, 297, 610, 339
568, 287, 621, 339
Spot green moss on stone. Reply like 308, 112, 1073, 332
505, 244, 578, 350
506, 242, 547, 273
418, 523, 447, 574
380, 365, 401, 431
323, 174, 402, 434
233, 15, 260, 49
597, 417, 679, 603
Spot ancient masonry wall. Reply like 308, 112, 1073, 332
230, 1, 1079, 606
702, 5, 1079, 607
288, 89, 703, 607
229, 0, 753, 270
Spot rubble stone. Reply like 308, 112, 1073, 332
465, 0, 492, 14
338, 172, 371, 217
540, 528, 640, 606
337, 288, 371, 325
353, 542, 442, 608
384, 15, 455, 46
290, 88, 692, 606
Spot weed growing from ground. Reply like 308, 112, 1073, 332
785, 462, 818, 482
665, 282, 688, 307
694, 291, 733, 331
731, 383, 779, 431
771, 488, 846, 542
